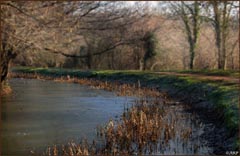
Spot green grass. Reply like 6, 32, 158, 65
156, 69, 239, 78
11, 66, 239, 145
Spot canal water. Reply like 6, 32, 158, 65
1, 78, 133, 155
1, 78, 212, 155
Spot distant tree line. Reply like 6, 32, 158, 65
0, 1, 239, 86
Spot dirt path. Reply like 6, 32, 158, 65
154, 72, 239, 84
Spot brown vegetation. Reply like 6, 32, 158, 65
10, 72, 164, 98
19, 72, 200, 156
1, 2, 239, 87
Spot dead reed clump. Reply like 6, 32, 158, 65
94, 97, 180, 155
31, 99, 198, 156
10, 72, 53, 81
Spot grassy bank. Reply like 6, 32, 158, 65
159, 69, 239, 78
11, 67, 239, 149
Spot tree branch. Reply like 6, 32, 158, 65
44, 41, 130, 58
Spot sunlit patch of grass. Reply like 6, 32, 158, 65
177, 69, 239, 78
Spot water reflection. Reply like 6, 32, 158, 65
1, 78, 212, 155
1, 78, 132, 155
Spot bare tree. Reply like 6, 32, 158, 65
1, 0, 157, 88
170, 1, 202, 69
0, 2, 33, 84
206, 1, 237, 69
43, 2, 156, 70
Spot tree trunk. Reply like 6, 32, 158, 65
186, 34, 197, 70
212, 1, 231, 70
189, 45, 195, 70
139, 59, 144, 71
180, 1, 200, 70
216, 30, 227, 70
1, 49, 16, 83
216, 32, 224, 69
1, 63, 9, 83
0, 50, 3, 84
222, 34, 227, 70
229, 39, 238, 69
111, 51, 115, 70
86, 50, 92, 69
1, 51, 12, 96
143, 58, 147, 71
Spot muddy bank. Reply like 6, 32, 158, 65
9, 68, 239, 154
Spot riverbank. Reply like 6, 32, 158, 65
10, 67, 239, 153
0, 82, 12, 96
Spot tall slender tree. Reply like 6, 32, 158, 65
171, 1, 201, 69
207, 1, 235, 69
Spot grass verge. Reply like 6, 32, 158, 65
157, 69, 239, 78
